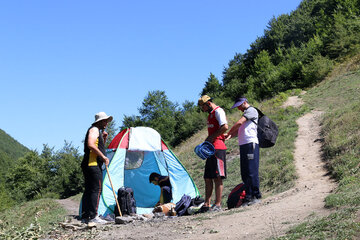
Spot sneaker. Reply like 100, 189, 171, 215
199, 205, 210, 213
242, 197, 261, 207
81, 218, 89, 224
89, 216, 108, 224
241, 197, 252, 207
210, 204, 222, 212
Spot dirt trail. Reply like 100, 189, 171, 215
194, 109, 336, 239
58, 95, 336, 239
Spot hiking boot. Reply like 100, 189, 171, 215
199, 205, 210, 213
210, 204, 222, 212
89, 216, 108, 224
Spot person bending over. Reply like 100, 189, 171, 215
149, 172, 172, 205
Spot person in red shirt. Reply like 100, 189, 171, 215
198, 95, 228, 212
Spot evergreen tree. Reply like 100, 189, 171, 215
201, 73, 222, 97
138, 90, 178, 144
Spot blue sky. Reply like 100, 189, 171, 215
0, 0, 301, 152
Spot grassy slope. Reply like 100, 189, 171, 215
0, 129, 29, 161
175, 88, 305, 206
274, 56, 360, 239
1, 56, 359, 239
0, 198, 66, 238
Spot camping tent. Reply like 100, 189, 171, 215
97, 126, 200, 216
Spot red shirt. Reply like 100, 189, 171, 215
207, 106, 227, 150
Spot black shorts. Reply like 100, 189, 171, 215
204, 149, 227, 179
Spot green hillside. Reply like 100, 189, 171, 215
0, 129, 29, 161
0, 129, 29, 212
0, 129, 29, 179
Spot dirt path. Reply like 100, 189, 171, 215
56, 198, 79, 217
57, 95, 336, 239
193, 109, 336, 239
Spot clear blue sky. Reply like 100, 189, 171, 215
0, 0, 302, 152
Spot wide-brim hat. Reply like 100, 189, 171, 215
198, 95, 212, 106
194, 141, 215, 160
231, 97, 248, 109
93, 112, 113, 124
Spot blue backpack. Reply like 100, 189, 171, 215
175, 194, 192, 216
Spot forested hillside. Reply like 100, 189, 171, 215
0, 129, 29, 210
0, 129, 29, 161
0, 128, 83, 211
122, 0, 360, 147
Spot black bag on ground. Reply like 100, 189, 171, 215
251, 107, 278, 148
175, 194, 192, 216
114, 187, 136, 216
227, 183, 246, 209
191, 196, 205, 207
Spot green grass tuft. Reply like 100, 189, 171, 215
0, 198, 67, 239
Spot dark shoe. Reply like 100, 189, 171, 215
255, 193, 262, 199
199, 205, 210, 213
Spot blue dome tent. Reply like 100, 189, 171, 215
95, 127, 200, 216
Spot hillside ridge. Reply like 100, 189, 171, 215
0, 128, 29, 160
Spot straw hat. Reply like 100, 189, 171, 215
198, 95, 212, 106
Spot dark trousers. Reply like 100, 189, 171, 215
162, 186, 172, 203
81, 166, 102, 219
239, 142, 261, 200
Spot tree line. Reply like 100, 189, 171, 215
1, 0, 360, 210
121, 0, 360, 145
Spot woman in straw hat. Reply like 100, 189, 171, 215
80, 112, 113, 224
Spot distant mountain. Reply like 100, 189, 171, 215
0, 129, 29, 179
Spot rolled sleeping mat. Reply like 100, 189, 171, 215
194, 141, 215, 160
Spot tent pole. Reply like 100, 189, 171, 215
105, 165, 122, 217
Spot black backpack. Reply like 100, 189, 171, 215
114, 187, 136, 216
251, 107, 278, 148
227, 183, 246, 209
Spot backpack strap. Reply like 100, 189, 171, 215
253, 107, 264, 118
249, 107, 265, 133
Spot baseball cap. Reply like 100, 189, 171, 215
231, 97, 248, 109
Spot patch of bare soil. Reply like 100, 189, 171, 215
56, 198, 79, 217
56, 95, 336, 240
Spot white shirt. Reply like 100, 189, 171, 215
238, 106, 259, 145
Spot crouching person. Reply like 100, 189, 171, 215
149, 172, 172, 205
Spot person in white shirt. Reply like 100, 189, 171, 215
225, 97, 261, 206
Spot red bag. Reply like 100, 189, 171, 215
227, 183, 246, 209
